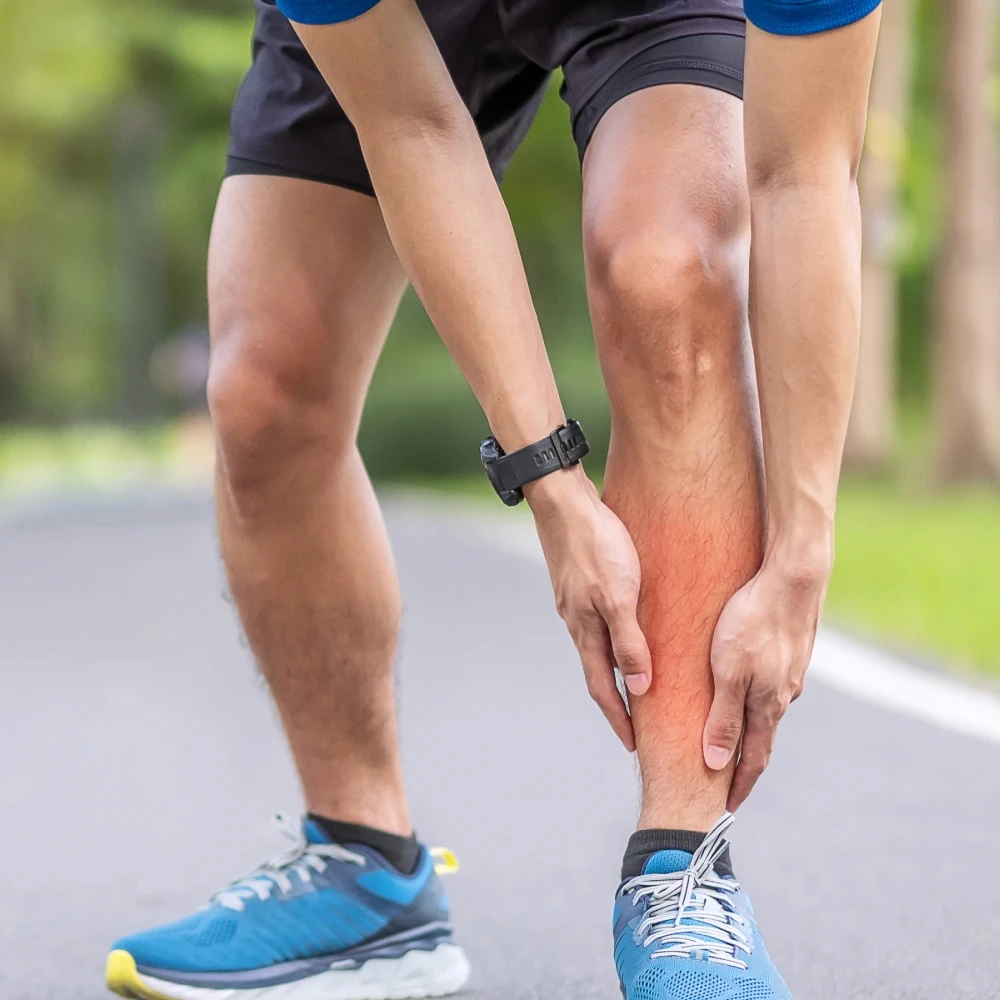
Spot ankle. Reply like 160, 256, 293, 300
622, 828, 734, 879
305, 792, 411, 839
637, 801, 726, 834
308, 814, 421, 873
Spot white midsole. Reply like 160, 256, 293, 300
136, 944, 471, 1000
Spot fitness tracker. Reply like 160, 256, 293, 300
480, 420, 590, 506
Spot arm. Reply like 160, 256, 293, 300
282, 0, 653, 745
703, 5, 882, 808
290, 0, 561, 455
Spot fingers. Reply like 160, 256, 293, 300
602, 597, 652, 697
577, 628, 636, 752
727, 720, 776, 812
725, 676, 790, 811
703, 661, 749, 773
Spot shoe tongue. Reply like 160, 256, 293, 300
643, 849, 694, 875
303, 818, 333, 845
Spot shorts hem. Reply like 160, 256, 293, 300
572, 36, 745, 159
225, 154, 376, 198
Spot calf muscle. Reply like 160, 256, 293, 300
606, 465, 763, 831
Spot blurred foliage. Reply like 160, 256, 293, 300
0, 0, 247, 419
0, 0, 989, 475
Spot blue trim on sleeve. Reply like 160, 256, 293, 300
276, 0, 382, 25
745, 0, 881, 35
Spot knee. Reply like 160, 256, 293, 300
208, 310, 353, 504
586, 221, 749, 414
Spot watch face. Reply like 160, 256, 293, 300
480, 436, 505, 497
480, 436, 502, 464
480, 436, 523, 506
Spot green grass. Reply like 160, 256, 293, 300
0, 420, 214, 496
827, 480, 1000, 675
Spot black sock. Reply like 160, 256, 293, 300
621, 829, 734, 880
308, 814, 422, 875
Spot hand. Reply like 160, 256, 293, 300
703, 555, 830, 810
526, 467, 652, 751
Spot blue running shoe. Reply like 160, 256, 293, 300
107, 814, 470, 1000
613, 814, 792, 1000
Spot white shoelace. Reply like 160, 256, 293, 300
212, 813, 366, 912
620, 813, 751, 970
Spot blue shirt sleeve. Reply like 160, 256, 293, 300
276, 0, 382, 25
745, 0, 882, 35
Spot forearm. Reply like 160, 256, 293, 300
748, 175, 862, 571
702, 10, 881, 808
356, 113, 567, 453
291, 5, 566, 459
743, 15, 880, 575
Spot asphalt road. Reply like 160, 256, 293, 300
2, 492, 999, 1000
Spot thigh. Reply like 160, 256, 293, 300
208, 175, 407, 431
496, 0, 745, 157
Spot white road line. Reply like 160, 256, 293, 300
809, 630, 1000, 746
416, 495, 1000, 748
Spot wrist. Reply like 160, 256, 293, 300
486, 397, 566, 457
523, 463, 597, 519
763, 520, 834, 591
766, 486, 834, 561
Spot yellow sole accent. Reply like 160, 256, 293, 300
106, 950, 176, 1000
429, 847, 460, 876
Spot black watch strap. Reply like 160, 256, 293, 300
481, 420, 590, 506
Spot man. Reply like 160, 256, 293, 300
106, 0, 881, 997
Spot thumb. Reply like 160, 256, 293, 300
703, 667, 747, 770
605, 601, 652, 697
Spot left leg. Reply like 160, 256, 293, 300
582, 83, 761, 832
585, 76, 795, 1000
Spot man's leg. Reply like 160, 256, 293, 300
208, 174, 411, 834
108, 173, 472, 999
582, 85, 763, 833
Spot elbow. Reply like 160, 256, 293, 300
350, 88, 470, 147
747, 138, 864, 201
747, 155, 862, 227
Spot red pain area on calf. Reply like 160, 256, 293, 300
632, 506, 760, 646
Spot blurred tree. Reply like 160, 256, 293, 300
0, 0, 250, 419
846, 0, 915, 470
934, 0, 1000, 482
895, 0, 943, 415
113, 99, 166, 421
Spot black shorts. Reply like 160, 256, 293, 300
227, 0, 746, 196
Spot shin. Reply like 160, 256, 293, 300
208, 176, 411, 833
584, 87, 763, 832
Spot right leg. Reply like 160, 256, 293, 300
108, 177, 471, 1000
208, 174, 411, 834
